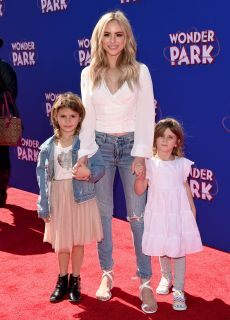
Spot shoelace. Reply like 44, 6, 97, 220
173, 291, 185, 302
159, 277, 171, 286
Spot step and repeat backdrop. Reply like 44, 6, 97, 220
0, 0, 229, 252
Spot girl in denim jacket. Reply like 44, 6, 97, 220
36, 92, 104, 303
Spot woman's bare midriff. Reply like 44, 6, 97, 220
106, 132, 129, 137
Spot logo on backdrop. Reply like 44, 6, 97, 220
74, 38, 91, 67
164, 28, 220, 66
17, 138, 40, 163
120, 0, 140, 3
222, 115, 230, 133
154, 99, 163, 122
44, 92, 61, 117
38, 0, 69, 13
11, 41, 37, 67
189, 167, 218, 201
0, 0, 4, 17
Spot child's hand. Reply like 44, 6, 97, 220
135, 172, 146, 181
131, 157, 146, 177
135, 163, 145, 176
72, 162, 91, 180
134, 175, 148, 195
43, 216, 51, 223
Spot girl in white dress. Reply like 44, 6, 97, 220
134, 118, 202, 311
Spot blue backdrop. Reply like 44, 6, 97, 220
0, 0, 229, 252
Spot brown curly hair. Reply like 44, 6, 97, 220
153, 118, 184, 157
51, 92, 85, 138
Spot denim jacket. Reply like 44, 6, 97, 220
36, 135, 105, 218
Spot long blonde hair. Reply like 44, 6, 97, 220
51, 92, 85, 138
153, 118, 185, 157
90, 10, 139, 88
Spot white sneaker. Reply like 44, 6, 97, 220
156, 277, 172, 294
172, 290, 187, 311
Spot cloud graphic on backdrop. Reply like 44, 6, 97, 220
120, 0, 141, 4
154, 99, 163, 122
0, 0, 5, 17
222, 115, 230, 133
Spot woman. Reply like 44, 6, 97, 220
0, 38, 19, 207
75, 11, 156, 313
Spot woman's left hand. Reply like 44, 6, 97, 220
131, 157, 146, 177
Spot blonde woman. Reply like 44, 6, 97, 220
75, 11, 156, 313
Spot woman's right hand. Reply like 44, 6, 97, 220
76, 155, 88, 167
74, 163, 91, 180
72, 155, 88, 171
72, 155, 89, 180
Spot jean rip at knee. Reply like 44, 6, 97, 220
127, 211, 144, 222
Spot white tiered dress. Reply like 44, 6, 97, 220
142, 157, 202, 257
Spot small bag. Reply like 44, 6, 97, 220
0, 92, 22, 146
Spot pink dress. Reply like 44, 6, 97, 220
142, 157, 202, 257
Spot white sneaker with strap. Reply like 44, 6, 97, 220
172, 289, 187, 311
156, 276, 172, 294
139, 280, 158, 314
96, 270, 114, 301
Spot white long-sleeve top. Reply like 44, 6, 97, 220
78, 63, 155, 159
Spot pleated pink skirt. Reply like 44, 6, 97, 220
43, 179, 103, 253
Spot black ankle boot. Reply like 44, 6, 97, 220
50, 274, 69, 303
69, 274, 81, 303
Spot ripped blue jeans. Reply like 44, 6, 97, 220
95, 131, 152, 279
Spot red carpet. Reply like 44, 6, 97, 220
0, 188, 229, 320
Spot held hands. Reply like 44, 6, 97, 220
72, 156, 91, 181
43, 216, 51, 223
131, 157, 146, 179
133, 157, 148, 195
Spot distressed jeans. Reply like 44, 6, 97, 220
95, 131, 152, 279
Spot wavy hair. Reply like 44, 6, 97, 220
153, 118, 185, 157
51, 92, 85, 139
89, 10, 139, 88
